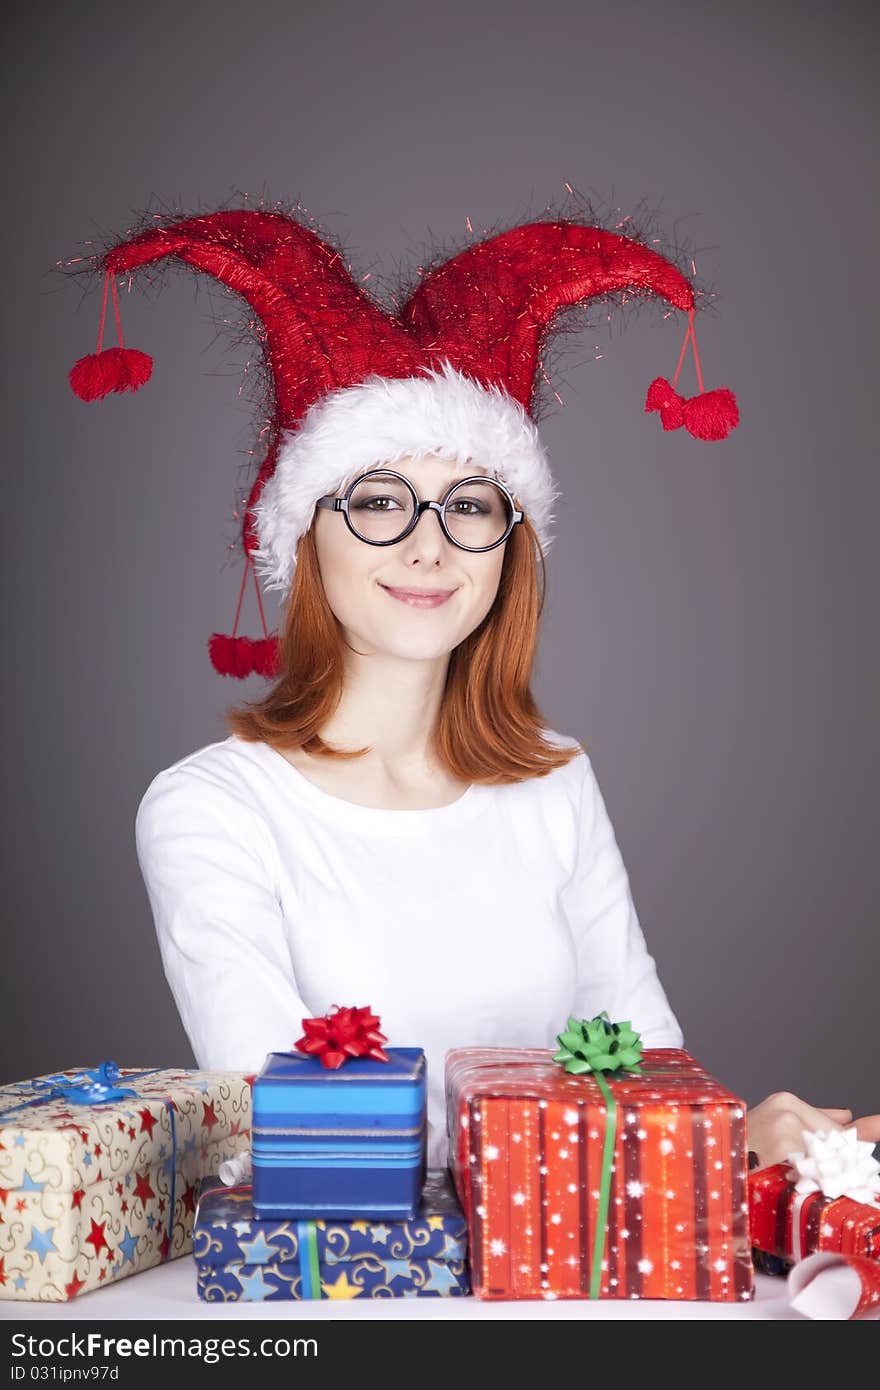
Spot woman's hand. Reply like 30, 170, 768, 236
746, 1092, 880, 1169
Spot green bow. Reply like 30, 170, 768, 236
553, 1011, 643, 1075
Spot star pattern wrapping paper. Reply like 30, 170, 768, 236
446, 1046, 755, 1302
0, 1068, 252, 1301
193, 1169, 470, 1300
748, 1163, 880, 1271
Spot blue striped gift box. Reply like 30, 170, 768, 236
252, 1048, 427, 1218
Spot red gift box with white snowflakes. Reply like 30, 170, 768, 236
0, 1064, 251, 1301
446, 1046, 754, 1302
748, 1163, 880, 1268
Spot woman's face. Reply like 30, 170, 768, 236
313, 455, 508, 661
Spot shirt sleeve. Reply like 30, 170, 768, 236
560, 754, 684, 1048
135, 766, 312, 1072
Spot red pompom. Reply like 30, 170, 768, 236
119, 349, 153, 391
208, 634, 251, 677
644, 376, 685, 430
682, 388, 739, 441
251, 636, 280, 679
69, 347, 153, 401
208, 633, 280, 678
207, 634, 230, 675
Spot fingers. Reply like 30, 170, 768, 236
783, 1095, 847, 1132
749, 1096, 880, 1166
852, 1115, 880, 1144
773, 1099, 880, 1144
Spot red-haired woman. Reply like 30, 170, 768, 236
136, 437, 879, 1173
115, 205, 876, 1183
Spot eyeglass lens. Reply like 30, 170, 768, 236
347, 472, 512, 548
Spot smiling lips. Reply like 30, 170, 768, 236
379, 583, 456, 609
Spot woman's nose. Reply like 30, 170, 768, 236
401, 504, 451, 556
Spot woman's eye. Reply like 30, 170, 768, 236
355, 495, 401, 511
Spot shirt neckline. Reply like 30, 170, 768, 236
241, 737, 490, 833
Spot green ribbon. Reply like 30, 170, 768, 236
589, 1071, 617, 1299
296, 1221, 322, 1298
552, 1012, 644, 1298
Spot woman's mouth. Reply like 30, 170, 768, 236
379, 583, 457, 609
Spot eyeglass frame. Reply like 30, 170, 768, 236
315, 467, 524, 553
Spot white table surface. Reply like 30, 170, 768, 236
1, 1261, 802, 1320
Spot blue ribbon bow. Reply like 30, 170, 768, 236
3, 1062, 163, 1119
30, 1061, 139, 1106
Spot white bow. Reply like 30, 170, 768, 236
786, 1127, 880, 1207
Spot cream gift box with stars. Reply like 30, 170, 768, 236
0, 1066, 251, 1301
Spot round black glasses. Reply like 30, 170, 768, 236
315, 469, 524, 553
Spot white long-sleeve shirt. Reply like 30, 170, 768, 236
134, 730, 683, 1168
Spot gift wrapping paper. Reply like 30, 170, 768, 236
748, 1163, 880, 1270
788, 1250, 880, 1320
0, 1067, 251, 1301
446, 1046, 754, 1302
194, 1168, 469, 1300
252, 1048, 427, 1219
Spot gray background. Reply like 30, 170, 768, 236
4, 0, 877, 1122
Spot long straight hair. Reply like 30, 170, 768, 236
224, 517, 582, 783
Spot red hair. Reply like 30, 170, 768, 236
224, 517, 583, 782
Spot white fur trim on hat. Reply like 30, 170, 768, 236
251, 358, 560, 594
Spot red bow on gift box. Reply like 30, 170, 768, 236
293, 1005, 390, 1070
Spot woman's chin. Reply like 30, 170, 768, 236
368, 630, 460, 662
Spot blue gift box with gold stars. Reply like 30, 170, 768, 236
193, 1169, 470, 1301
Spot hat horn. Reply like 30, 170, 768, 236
401, 221, 694, 410
101, 209, 424, 423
